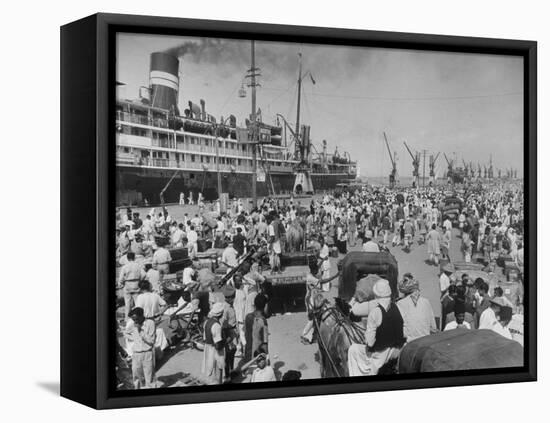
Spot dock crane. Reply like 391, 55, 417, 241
444, 153, 454, 185
403, 141, 420, 188
429, 152, 440, 186
462, 159, 470, 182
383, 132, 397, 189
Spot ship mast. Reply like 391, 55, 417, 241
248, 40, 260, 207
295, 52, 303, 160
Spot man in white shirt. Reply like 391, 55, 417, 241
439, 268, 451, 296
397, 274, 438, 342
135, 280, 167, 318
250, 353, 276, 382
443, 303, 471, 330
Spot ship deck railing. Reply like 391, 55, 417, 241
117, 155, 354, 175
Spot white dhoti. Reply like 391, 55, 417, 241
321, 259, 331, 292
347, 343, 396, 376
202, 344, 225, 385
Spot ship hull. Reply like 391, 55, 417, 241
116, 166, 355, 206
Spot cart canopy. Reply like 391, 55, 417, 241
338, 251, 399, 301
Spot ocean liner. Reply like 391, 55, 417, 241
116, 42, 357, 206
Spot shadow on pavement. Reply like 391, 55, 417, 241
36, 381, 60, 396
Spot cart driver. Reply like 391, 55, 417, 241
347, 279, 405, 376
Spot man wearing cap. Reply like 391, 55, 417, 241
397, 273, 438, 342
202, 302, 226, 385
362, 230, 380, 253
348, 279, 405, 376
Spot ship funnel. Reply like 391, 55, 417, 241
149, 52, 179, 111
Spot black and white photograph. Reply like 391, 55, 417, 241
114, 31, 527, 391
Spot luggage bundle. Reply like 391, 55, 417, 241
399, 329, 523, 373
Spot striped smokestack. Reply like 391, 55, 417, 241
149, 52, 179, 111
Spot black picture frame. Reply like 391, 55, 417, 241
61, 13, 537, 409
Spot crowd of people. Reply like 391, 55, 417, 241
115, 179, 525, 388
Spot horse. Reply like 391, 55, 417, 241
308, 287, 365, 378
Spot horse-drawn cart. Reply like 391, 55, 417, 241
311, 251, 399, 378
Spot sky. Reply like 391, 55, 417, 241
116, 33, 524, 178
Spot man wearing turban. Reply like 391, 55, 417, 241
397, 273, 438, 342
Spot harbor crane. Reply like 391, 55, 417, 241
403, 141, 420, 187
383, 132, 397, 189
444, 153, 454, 185
429, 152, 440, 186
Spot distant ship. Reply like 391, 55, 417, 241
116, 43, 357, 206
